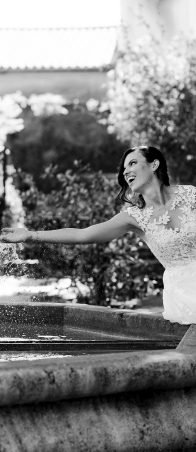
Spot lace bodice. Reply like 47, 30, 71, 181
125, 185, 196, 268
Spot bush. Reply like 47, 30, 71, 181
7, 104, 125, 189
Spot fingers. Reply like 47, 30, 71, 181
0, 229, 13, 242
0, 231, 14, 242
0, 233, 10, 241
0, 235, 15, 243
0, 237, 9, 243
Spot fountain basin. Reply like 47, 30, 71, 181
0, 301, 195, 451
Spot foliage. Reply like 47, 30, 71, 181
6, 100, 125, 188
14, 164, 163, 305
107, 35, 196, 184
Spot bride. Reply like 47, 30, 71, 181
1, 145, 196, 327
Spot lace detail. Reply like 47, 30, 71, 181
125, 185, 196, 267
125, 185, 195, 228
172, 184, 196, 210
126, 205, 153, 230
125, 184, 196, 324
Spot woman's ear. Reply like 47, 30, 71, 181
152, 159, 160, 171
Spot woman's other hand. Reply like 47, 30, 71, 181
0, 228, 30, 243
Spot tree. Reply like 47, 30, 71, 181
7, 101, 125, 188
107, 35, 196, 185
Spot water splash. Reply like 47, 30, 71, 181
0, 243, 22, 267
0, 165, 89, 301
6, 167, 25, 228
0, 166, 29, 273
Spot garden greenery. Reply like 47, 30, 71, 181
107, 35, 196, 185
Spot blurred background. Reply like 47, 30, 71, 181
0, 0, 196, 309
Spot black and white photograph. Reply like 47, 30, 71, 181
0, 0, 195, 450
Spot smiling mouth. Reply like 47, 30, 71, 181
127, 177, 136, 185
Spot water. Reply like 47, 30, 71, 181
0, 174, 177, 361
0, 352, 73, 361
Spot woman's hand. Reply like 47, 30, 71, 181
0, 228, 30, 243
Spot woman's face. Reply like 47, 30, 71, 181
123, 149, 157, 193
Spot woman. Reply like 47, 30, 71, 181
1, 145, 196, 326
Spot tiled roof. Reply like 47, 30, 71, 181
0, 27, 118, 70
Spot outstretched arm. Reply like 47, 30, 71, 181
0, 212, 136, 244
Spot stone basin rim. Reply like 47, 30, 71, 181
0, 301, 189, 339
0, 349, 196, 407
0, 300, 194, 407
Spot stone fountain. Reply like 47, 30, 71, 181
0, 300, 195, 451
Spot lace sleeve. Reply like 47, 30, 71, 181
185, 185, 196, 208
121, 204, 148, 231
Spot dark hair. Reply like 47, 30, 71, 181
117, 146, 170, 209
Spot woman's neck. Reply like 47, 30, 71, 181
142, 184, 173, 209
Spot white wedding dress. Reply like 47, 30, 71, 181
125, 184, 196, 324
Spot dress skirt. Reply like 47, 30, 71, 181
162, 261, 196, 324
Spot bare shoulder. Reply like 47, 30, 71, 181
117, 209, 142, 233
